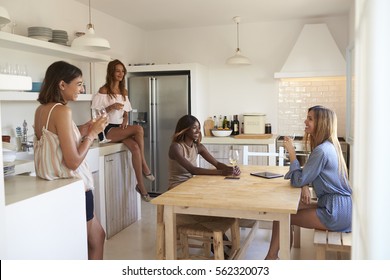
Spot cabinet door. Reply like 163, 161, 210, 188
199, 144, 243, 168
104, 151, 136, 239
199, 144, 270, 167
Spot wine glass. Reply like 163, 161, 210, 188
228, 147, 239, 178
284, 133, 296, 159
92, 107, 111, 144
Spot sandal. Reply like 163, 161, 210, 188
143, 173, 155, 182
135, 185, 152, 202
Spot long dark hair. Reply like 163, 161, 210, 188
37, 61, 82, 105
104, 59, 127, 101
172, 115, 202, 143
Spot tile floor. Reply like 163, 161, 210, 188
103, 201, 347, 260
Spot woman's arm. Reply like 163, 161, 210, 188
55, 106, 105, 170
77, 120, 93, 137
197, 144, 234, 170
285, 146, 326, 187
120, 111, 128, 128
169, 142, 233, 176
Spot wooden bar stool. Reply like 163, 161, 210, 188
314, 229, 352, 259
177, 217, 240, 260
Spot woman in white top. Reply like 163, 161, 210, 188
92, 59, 154, 202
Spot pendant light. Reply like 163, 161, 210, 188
71, 0, 110, 51
0, 6, 11, 29
226, 16, 251, 65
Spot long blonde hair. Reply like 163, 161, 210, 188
304, 105, 348, 180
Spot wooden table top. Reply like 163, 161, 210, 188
152, 165, 301, 214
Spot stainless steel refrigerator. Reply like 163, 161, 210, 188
128, 72, 190, 194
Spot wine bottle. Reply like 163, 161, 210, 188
231, 115, 240, 135
222, 116, 228, 129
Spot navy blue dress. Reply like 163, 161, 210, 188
285, 140, 352, 232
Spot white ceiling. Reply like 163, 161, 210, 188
75, 0, 353, 30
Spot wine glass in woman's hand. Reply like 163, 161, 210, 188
96, 107, 111, 143
228, 148, 240, 178
283, 133, 295, 159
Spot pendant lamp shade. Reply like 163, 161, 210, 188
226, 16, 250, 65
0, 6, 11, 28
71, 0, 110, 51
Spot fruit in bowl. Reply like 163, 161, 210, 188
211, 129, 232, 137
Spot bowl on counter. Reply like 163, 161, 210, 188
211, 129, 232, 137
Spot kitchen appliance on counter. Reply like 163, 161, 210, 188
276, 135, 350, 170
128, 71, 190, 195
243, 113, 266, 134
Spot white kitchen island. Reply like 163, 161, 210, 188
3, 142, 139, 259
4, 175, 87, 259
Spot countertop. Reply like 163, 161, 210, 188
202, 135, 277, 145
4, 142, 128, 206
4, 175, 82, 205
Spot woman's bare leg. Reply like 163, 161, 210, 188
265, 221, 280, 260
265, 202, 327, 260
87, 216, 105, 260
121, 137, 149, 195
107, 126, 152, 175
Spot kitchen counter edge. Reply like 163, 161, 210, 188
202, 135, 277, 145
4, 142, 128, 205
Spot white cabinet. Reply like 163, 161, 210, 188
103, 151, 137, 239
199, 144, 268, 168
199, 144, 242, 168
4, 177, 87, 259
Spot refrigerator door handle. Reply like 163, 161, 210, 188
150, 77, 158, 191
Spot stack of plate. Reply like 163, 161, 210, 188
28, 26, 53, 41
50, 29, 69, 46
3, 141, 17, 177
3, 161, 15, 177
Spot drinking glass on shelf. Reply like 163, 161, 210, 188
228, 147, 239, 178
91, 107, 111, 144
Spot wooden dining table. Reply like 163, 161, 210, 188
151, 165, 301, 260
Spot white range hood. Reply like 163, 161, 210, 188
274, 23, 346, 78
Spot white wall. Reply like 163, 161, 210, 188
0, 0, 145, 64
353, 0, 390, 259
145, 16, 349, 132
0, 0, 145, 131
1, 0, 349, 134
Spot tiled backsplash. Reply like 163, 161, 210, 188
277, 77, 346, 137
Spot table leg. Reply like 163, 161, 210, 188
163, 205, 177, 259
156, 205, 165, 259
278, 214, 291, 260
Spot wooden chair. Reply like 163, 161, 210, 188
177, 216, 240, 260
314, 229, 352, 259
156, 205, 240, 260
242, 146, 285, 166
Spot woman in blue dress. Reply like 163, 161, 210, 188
265, 105, 352, 260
